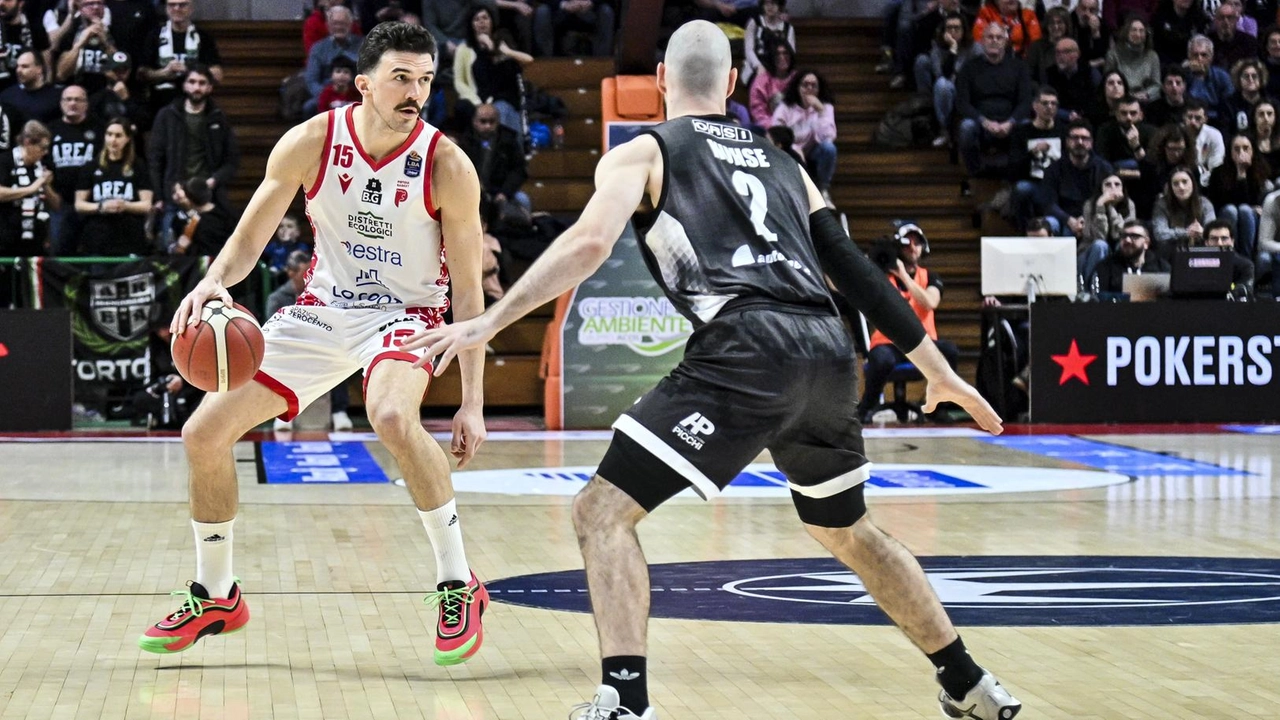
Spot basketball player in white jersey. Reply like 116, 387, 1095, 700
139, 22, 493, 667
406, 20, 1021, 720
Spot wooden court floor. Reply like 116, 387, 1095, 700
1, 427, 1278, 719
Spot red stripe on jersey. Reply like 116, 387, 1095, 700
423, 130, 442, 221
363, 351, 432, 400
305, 109, 337, 200
296, 230, 324, 305
435, 237, 450, 312
346, 102, 425, 171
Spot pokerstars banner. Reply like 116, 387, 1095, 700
1030, 302, 1280, 423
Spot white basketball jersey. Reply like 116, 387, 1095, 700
298, 104, 448, 310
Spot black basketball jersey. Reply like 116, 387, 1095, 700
632, 114, 832, 327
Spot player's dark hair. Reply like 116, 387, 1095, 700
357, 21, 437, 75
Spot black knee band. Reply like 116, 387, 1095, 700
792, 482, 868, 528
596, 431, 692, 512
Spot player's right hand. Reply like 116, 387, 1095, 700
922, 373, 1003, 436
171, 279, 233, 336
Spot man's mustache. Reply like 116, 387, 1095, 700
396, 103, 420, 113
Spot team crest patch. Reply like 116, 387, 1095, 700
404, 150, 422, 177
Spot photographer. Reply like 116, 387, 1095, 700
130, 323, 203, 430
857, 223, 960, 423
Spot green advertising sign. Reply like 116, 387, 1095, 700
560, 224, 692, 428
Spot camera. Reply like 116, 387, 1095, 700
868, 235, 901, 272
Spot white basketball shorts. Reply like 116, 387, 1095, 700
254, 304, 444, 420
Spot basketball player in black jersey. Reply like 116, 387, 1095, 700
403, 20, 1022, 720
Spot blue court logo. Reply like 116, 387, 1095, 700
488, 557, 1280, 626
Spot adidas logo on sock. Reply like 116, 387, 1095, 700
447, 514, 458, 526
609, 669, 640, 681
203, 534, 226, 542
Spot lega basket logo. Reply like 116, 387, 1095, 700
691, 119, 752, 142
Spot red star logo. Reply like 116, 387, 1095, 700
338, 173, 353, 193
1051, 339, 1097, 386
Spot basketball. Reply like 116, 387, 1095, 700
170, 300, 265, 393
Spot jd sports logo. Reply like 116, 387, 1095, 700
672, 412, 715, 450
609, 670, 640, 681
202, 534, 226, 542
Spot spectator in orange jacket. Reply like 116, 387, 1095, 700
973, 0, 1041, 57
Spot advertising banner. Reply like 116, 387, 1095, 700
27, 257, 202, 405
0, 309, 72, 430
560, 224, 692, 428
1030, 301, 1280, 423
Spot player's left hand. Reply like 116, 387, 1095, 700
402, 317, 497, 374
922, 372, 1003, 435
451, 404, 487, 468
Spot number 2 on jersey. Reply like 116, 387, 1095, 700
732, 171, 778, 244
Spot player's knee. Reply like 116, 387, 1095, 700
181, 408, 235, 455
572, 477, 642, 537
805, 514, 878, 556
366, 404, 417, 446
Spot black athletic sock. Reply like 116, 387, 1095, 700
927, 636, 984, 700
602, 655, 648, 715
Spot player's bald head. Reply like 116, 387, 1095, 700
664, 20, 732, 98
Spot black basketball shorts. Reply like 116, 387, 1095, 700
597, 304, 870, 527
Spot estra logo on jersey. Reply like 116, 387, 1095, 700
341, 240, 403, 266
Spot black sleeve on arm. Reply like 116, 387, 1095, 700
810, 208, 927, 351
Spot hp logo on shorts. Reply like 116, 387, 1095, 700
673, 412, 715, 450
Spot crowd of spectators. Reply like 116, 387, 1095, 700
0, 0, 851, 316
879, 0, 1280, 300
0, 0, 238, 277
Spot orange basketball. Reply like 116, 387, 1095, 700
171, 300, 265, 393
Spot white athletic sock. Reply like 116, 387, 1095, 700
419, 500, 470, 586
193, 519, 235, 598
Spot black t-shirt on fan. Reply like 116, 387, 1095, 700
75, 158, 152, 256
49, 119, 101, 200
